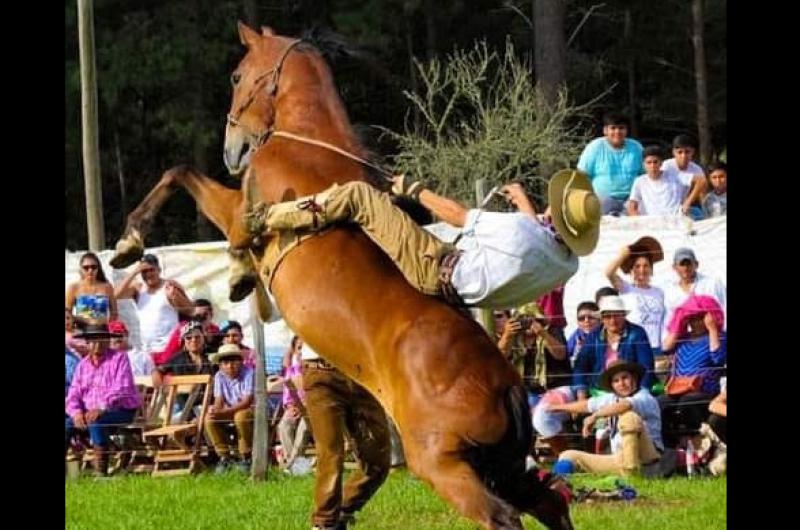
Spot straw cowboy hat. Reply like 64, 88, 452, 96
621, 236, 664, 273
73, 322, 123, 340
548, 169, 601, 256
598, 360, 646, 393
209, 343, 245, 364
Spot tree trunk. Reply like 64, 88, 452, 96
113, 127, 127, 228
533, 0, 567, 107
242, 0, 258, 27
405, 12, 420, 131
423, 0, 437, 61
624, 8, 638, 137
692, 0, 712, 166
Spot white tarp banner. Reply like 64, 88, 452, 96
66, 214, 725, 349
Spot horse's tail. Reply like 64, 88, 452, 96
465, 385, 574, 529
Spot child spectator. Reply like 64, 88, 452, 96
661, 134, 708, 218
702, 162, 727, 217
204, 344, 255, 473
549, 360, 663, 476
219, 320, 257, 369
627, 145, 705, 216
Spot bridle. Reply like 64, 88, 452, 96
225, 38, 393, 179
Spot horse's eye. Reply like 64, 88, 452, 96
231, 72, 242, 86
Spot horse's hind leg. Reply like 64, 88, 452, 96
410, 451, 523, 530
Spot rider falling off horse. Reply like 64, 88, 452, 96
245, 169, 601, 310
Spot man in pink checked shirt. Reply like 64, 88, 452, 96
65, 322, 141, 477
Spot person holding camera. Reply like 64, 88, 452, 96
496, 302, 571, 415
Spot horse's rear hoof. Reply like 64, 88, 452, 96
229, 273, 257, 302
110, 237, 144, 269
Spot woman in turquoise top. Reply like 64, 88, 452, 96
66, 252, 118, 324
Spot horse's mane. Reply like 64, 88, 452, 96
292, 28, 432, 226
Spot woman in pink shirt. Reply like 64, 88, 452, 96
65, 322, 141, 477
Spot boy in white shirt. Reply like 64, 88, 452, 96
628, 145, 695, 216
660, 134, 708, 217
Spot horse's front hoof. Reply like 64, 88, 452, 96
229, 273, 257, 302
110, 235, 144, 269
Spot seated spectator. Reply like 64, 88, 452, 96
566, 301, 601, 366
65, 347, 79, 398
152, 321, 214, 385
532, 296, 655, 455
660, 134, 708, 219
605, 236, 666, 355
628, 145, 703, 216
65, 308, 89, 358
204, 344, 255, 473
219, 320, 256, 369
702, 162, 727, 217
65, 322, 141, 476
108, 320, 153, 377
550, 360, 663, 476
663, 247, 726, 334
151, 298, 219, 367
699, 377, 726, 475
66, 252, 118, 324
658, 295, 726, 448
277, 336, 311, 470
594, 286, 618, 305
194, 298, 222, 352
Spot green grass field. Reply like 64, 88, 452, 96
65, 469, 725, 529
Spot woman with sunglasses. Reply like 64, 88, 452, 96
219, 320, 256, 369
66, 252, 118, 324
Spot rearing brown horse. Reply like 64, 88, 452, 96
113, 22, 573, 530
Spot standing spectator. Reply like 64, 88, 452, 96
277, 336, 311, 471
565, 301, 601, 366
604, 237, 666, 354
219, 320, 257, 369
702, 162, 727, 217
114, 254, 195, 361
661, 135, 708, 219
205, 344, 255, 473
577, 111, 644, 215
663, 247, 726, 334
549, 360, 663, 476
627, 146, 705, 216
66, 252, 118, 324
65, 322, 141, 476
108, 319, 153, 377
658, 295, 726, 448
301, 343, 390, 529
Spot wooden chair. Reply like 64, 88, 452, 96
142, 374, 213, 477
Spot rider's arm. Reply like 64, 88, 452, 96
417, 189, 468, 227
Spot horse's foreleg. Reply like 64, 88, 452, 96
111, 165, 248, 268
407, 445, 523, 530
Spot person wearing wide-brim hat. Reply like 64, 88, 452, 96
65, 321, 141, 477
205, 343, 255, 474
547, 360, 664, 477
247, 168, 601, 310
605, 236, 666, 355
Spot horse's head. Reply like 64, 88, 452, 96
224, 23, 302, 176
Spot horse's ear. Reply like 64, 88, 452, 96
238, 20, 261, 48
261, 26, 275, 36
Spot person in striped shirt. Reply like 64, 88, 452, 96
658, 295, 726, 448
